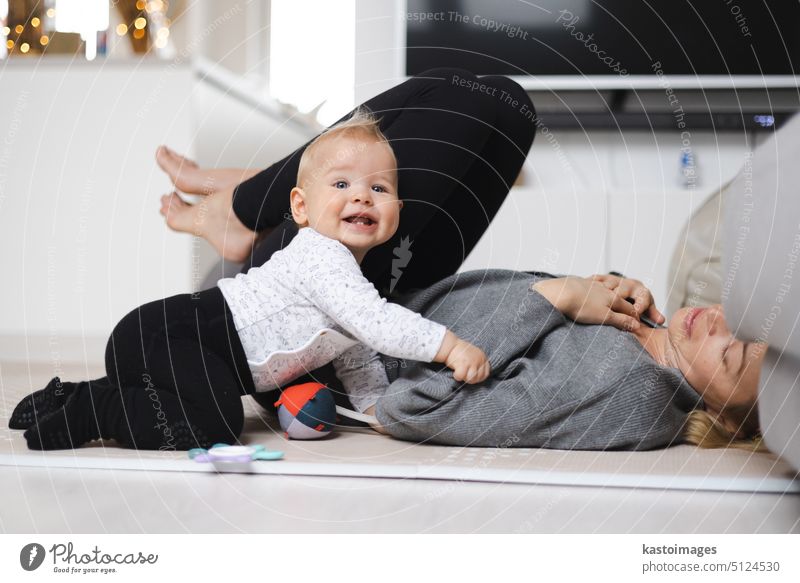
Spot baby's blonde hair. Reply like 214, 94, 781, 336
296, 106, 397, 188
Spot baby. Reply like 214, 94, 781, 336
217, 107, 491, 422
10, 108, 489, 450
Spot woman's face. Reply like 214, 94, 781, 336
666, 304, 766, 412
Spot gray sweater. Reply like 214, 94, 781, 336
376, 269, 704, 450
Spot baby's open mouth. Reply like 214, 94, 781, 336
343, 215, 376, 226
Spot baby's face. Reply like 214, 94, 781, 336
291, 134, 401, 263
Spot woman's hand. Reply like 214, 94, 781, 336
533, 276, 654, 331
589, 273, 665, 326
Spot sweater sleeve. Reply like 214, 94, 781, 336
292, 229, 447, 362
331, 343, 390, 412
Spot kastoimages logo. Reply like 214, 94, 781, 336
20, 543, 46, 571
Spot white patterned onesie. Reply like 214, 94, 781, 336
217, 227, 447, 412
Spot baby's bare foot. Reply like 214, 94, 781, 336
159, 188, 258, 263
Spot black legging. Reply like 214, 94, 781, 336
101, 287, 253, 450
20, 69, 536, 450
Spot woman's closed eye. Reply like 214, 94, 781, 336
723, 340, 746, 372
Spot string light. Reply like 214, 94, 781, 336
134, 17, 147, 29
6, 39, 13, 49
20, 42, 30, 53
135, 0, 146, 10
116, 24, 128, 36
156, 27, 168, 38
133, 28, 145, 39
31, 17, 40, 27
46, 8, 55, 18
2, 26, 10, 36
40, 35, 49, 45
14, 24, 23, 34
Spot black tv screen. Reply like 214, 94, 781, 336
406, 0, 800, 79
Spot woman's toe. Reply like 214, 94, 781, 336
161, 192, 198, 234
156, 146, 199, 191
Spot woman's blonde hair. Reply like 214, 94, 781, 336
682, 408, 768, 452
296, 106, 395, 188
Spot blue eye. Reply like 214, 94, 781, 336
334, 180, 348, 189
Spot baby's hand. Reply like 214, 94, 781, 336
445, 338, 490, 384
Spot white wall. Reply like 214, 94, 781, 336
0, 60, 195, 361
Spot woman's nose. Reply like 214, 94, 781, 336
707, 307, 728, 336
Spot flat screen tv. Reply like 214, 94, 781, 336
405, 0, 800, 89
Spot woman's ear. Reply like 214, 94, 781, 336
290, 187, 309, 226
398, 199, 404, 210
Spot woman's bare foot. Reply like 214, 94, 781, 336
155, 145, 259, 195
159, 186, 259, 263
156, 146, 269, 262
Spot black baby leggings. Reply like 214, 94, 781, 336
19, 69, 535, 450
19, 287, 253, 451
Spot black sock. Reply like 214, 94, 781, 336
23, 387, 101, 450
8, 377, 77, 430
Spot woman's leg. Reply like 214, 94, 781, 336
247, 70, 536, 293
24, 289, 254, 450
370, 74, 536, 293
